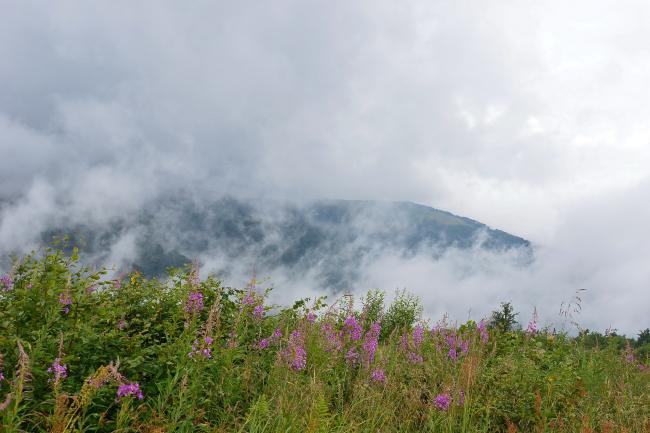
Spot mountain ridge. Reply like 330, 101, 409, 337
36, 196, 531, 290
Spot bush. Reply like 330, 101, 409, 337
0, 248, 649, 432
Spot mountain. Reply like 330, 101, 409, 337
41, 197, 531, 290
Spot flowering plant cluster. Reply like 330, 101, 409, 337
189, 336, 214, 359
0, 274, 13, 291
47, 357, 68, 383
58, 293, 72, 314
1, 249, 649, 432
116, 382, 144, 401
185, 291, 204, 314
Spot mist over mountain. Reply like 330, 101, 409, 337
40, 196, 530, 291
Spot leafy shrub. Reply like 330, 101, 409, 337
0, 248, 649, 432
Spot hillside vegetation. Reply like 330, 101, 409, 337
0, 249, 649, 432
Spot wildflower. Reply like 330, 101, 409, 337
344, 315, 363, 341
434, 393, 451, 411
447, 346, 457, 362
413, 324, 424, 347
253, 304, 264, 320
242, 291, 255, 306
407, 351, 423, 364
306, 311, 317, 323
362, 322, 381, 366
460, 339, 469, 355
526, 311, 538, 336
321, 323, 343, 352
371, 368, 386, 383
257, 338, 270, 350
47, 358, 68, 382
59, 293, 72, 314
285, 330, 307, 371
185, 291, 204, 314
85, 285, 96, 294
113, 279, 122, 289
0, 274, 13, 291
477, 319, 489, 344
345, 348, 360, 366
189, 336, 213, 359
117, 319, 127, 330
458, 390, 465, 407
257, 328, 282, 350
116, 382, 144, 401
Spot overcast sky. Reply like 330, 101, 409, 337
2, 1, 650, 333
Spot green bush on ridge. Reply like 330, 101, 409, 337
0, 248, 649, 433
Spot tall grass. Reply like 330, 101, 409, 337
0, 248, 649, 432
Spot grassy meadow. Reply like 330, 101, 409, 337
0, 248, 649, 432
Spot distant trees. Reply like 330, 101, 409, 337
489, 301, 519, 332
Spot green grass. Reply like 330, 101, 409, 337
0, 248, 649, 432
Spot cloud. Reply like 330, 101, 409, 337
1, 1, 650, 334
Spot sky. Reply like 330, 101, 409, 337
2, 1, 650, 334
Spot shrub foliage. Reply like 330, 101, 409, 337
0, 249, 649, 432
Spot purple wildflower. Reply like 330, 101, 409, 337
447, 346, 457, 362
345, 347, 360, 366
117, 319, 127, 330
185, 291, 204, 314
256, 328, 282, 350
306, 311, 317, 323
242, 291, 255, 306
116, 382, 144, 401
344, 315, 363, 341
458, 390, 465, 407
253, 304, 264, 320
407, 351, 423, 364
285, 330, 307, 371
400, 333, 409, 352
47, 358, 68, 382
434, 393, 451, 411
0, 372, 4, 382
460, 339, 469, 355
478, 319, 489, 344
526, 318, 538, 336
362, 322, 381, 366
59, 293, 72, 314
85, 285, 96, 294
370, 368, 386, 383
0, 274, 13, 291
321, 323, 343, 352
413, 324, 424, 347
189, 335, 214, 359
113, 279, 122, 289
257, 338, 270, 350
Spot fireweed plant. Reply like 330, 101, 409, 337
0, 248, 649, 432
